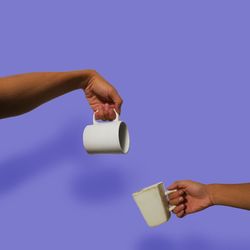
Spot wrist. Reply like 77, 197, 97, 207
78, 69, 97, 90
63, 69, 96, 90
206, 184, 217, 206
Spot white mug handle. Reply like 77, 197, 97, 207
93, 109, 120, 125
165, 189, 177, 212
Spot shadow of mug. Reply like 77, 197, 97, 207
0, 119, 129, 201
136, 234, 177, 250
70, 162, 128, 204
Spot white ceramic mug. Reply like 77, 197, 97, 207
132, 182, 176, 227
83, 110, 130, 154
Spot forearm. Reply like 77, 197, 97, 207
0, 70, 93, 118
207, 183, 250, 210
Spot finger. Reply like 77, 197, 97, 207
176, 210, 185, 218
95, 106, 104, 120
169, 196, 184, 206
167, 181, 179, 190
168, 189, 184, 200
168, 180, 188, 190
173, 204, 185, 214
108, 108, 116, 120
108, 104, 115, 109
108, 88, 123, 113
103, 103, 110, 120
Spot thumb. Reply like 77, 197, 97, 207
108, 88, 123, 113
167, 180, 189, 190
167, 181, 179, 190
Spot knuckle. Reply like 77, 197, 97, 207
87, 69, 98, 76
168, 193, 174, 199
169, 200, 175, 206
179, 190, 184, 195
173, 208, 178, 214
174, 180, 180, 186
172, 199, 178, 205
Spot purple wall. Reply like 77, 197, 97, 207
1, 1, 250, 249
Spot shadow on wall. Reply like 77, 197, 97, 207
136, 233, 250, 250
136, 234, 177, 250
0, 120, 82, 195
0, 119, 128, 202
70, 162, 127, 204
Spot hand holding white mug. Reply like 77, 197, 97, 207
83, 71, 123, 121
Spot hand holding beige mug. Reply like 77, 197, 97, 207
167, 180, 250, 218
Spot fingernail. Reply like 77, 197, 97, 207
179, 197, 183, 202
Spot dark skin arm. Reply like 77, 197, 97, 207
167, 180, 250, 218
0, 70, 122, 120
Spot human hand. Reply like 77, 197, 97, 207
167, 180, 213, 218
83, 70, 123, 121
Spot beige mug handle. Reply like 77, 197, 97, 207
165, 189, 177, 211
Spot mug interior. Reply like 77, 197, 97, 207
119, 122, 130, 153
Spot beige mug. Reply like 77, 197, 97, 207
132, 182, 177, 227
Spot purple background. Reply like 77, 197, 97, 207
1, 0, 250, 249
